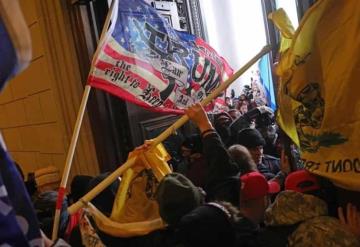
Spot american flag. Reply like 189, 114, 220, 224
88, 0, 233, 114
0, 1, 42, 245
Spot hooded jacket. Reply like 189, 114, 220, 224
260, 191, 359, 247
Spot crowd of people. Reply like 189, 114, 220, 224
151, 103, 360, 247
2, 0, 359, 245
17, 101, 360, 247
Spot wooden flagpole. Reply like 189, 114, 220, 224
52, 85, 91, 240
67, 45, 272, 215
52, 0, 118, 240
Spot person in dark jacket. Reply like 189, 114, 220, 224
155, 172, 237, 247
68, 175, 93, 204
213, 111, 233, 147
185, 103, 284, 206
176, 202, 240, 247
236, 128, 291, 191
257, 169, 360, 247
186, 105, 241, 205
177, 135, 207, 188
237, 128, 281, 179
155, 172, 268, 247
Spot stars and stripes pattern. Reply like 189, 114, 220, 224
88, 0, 233, 114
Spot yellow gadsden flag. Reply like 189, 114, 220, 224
88, 143, 172, 237
271, 0, 360, 191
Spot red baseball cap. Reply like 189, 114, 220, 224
240, 172, 280, 201
285, 169, 320, 193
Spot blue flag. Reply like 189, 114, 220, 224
0, 145, 42, 246
0, 1, 32, 89
0, 18, 18, 88
258, 54, 276, 110
0, 1, 41, 245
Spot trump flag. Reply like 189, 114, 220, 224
88, 0, 233, 114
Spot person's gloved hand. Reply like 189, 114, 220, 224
257, 105, 274, 115
256, 106, 275, 129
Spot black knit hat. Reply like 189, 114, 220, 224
237, 128, 266, 148
155, 173, 205, 225
177, 203, 236, 247
70, 175, 93, 202
214, 112, 232, 126
87, 172, 119, 215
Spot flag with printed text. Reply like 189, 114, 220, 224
271, 0, 360, 191
88, 0, 233, 114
